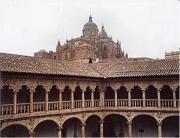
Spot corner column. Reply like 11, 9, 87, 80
30, 90, 34, 113
99, 120, 104, 138
71, 91, 74, 109
13, 91, 18, 114
45, 91, 49, 112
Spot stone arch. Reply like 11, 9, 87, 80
62, 85, 71, 101
103, 112, 128, 121
84, 113, 103, 122
131, 113, 158, 123
49, 85, 60, 101
34, 85, 46, 102
33, 119, 60, 137
161, 115, 179, 137
1, 85, 14, 104
84, 86, 92, 100
131, 85, 142, 99
74, 85, 82, 100
1, 122, 32, 134
105, 86, 115, 99
103, 113, 128, 137
131, 114, 158, 137
61, 116, 83, 126
160, 85, 173, 99
117, 86, 128, 99
17, 85, 30, 103
33, 118, 60, 131
161, 114, 179, 122
145, 85, 157, 99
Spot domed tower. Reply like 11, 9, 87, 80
82, 16, 99, 41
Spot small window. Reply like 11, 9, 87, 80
104, 46, 107, 51
65, 54, 68, 60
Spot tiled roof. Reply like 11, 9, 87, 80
0, 53, 179, 78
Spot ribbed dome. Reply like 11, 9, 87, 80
83, 16, 98, 30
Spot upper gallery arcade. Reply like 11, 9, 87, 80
34, 16, 127, 62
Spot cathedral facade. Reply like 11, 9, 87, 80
34, 16, 127, 62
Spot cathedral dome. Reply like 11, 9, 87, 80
83, 16, 98, 31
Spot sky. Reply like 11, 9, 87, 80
0, 0, 179, 58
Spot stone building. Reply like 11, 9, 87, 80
0, 16, 179, 137
34, 16, 127, 62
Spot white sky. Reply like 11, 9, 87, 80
0, 0, 179, 58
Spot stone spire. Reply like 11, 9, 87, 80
99, 25, 108, 38
56, 41, 61, 52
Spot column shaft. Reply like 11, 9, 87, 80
157, 90, 161, 108
173, 89, 176, 108
128, 121, 132, 137
45, 91, 49, 111
100, 120, 104, 138
59, 91, 62, 110
142, 90, 146, 107
91, 91, 94, 107
58, 128, 62, 138
158, 123, 162, 138
82, 91, 85, 108
128, 89, 131, 107
115, 90, 117, 107
81, 123, 85, 138
71, 91, 74, 109
30, 91, 33, 113
13, 91, 17, 114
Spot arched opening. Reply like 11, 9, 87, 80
33, 120, 59, 137
74, 86, 82, 108
117, 86, 128, 99
103, 114, 128, 137
62, 86, 71, 101
85, 86, 92, 100
94, 86, 100, 107
145, 85, 157, 107
1, 85, 13, 104
34, 85, 46, 102
62, 118, 82, 137
85, 115, 100, 137
132, 115, 158, 137
160, 85, 173, 107
49, 85, 59, 102
131, 86, 142, 99
17, 85, 30, 103
0, 85, 14, 115
131, 86, 142, 107
1, 124, 29, 137
162, 116, 179, 137
94, 86, 100, 100
17, 85, 30, 113
84, 86, 92, 108
105, 86, 115, 99
160, 85, 173, 99
33, 85, 46, 112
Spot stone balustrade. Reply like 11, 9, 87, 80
0, 99, 179, 116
